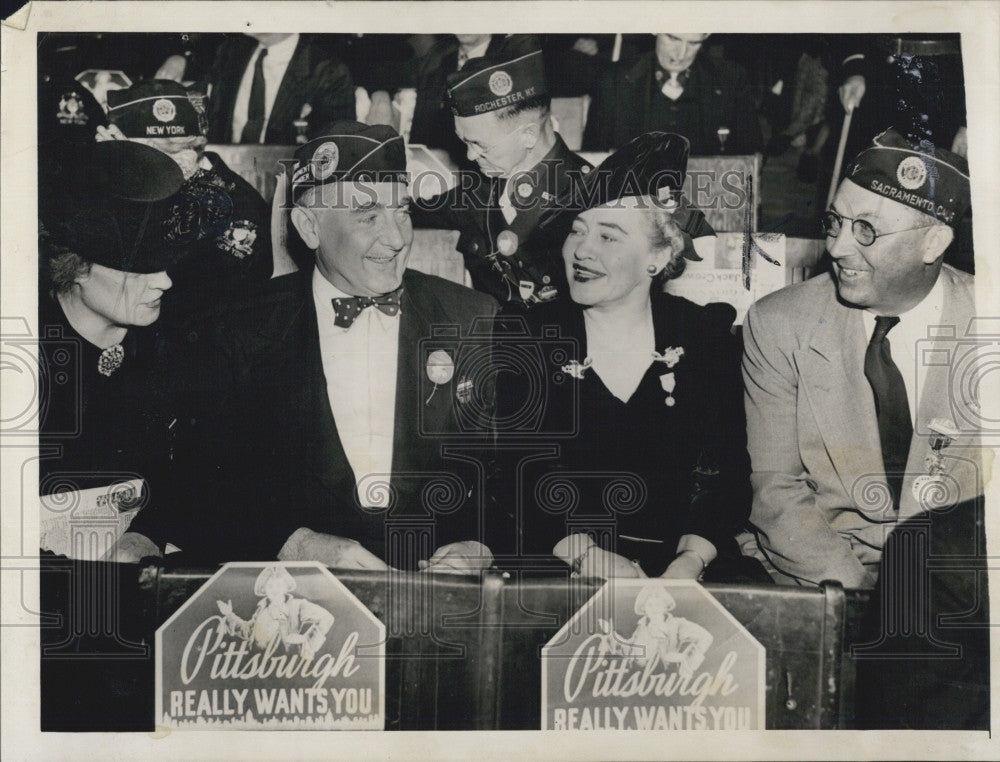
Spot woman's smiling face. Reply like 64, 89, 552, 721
562, 199, 665, 308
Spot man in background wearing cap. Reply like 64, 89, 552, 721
581, 34, 762, 156
740, 129, 981, 591
102, 79, 273, 324
412, 36, 592, 306
114, 123, 498, 572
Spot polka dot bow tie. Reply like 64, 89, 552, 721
332, 288, 403, 329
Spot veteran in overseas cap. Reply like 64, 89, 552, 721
446, 37, 548, 117
290, 121, 408, 203
844, 128, 970, 226
107, 79, 208, 139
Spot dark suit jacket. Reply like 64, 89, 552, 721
206, 35, 354, 144
130, 269, 499, 567
409, 35, 507, 165
582, 51, 763, 155
412, 134, 592, 304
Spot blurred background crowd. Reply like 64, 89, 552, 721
38, 31, 969, 251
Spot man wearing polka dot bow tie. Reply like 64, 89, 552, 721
116, 122, 499, 573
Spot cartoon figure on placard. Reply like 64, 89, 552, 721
598, 584, 713, 679
216, 565, 335, 660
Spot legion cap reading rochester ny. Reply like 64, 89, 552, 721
447, 36, 548, 117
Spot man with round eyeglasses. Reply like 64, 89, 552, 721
738, 128, 979, 591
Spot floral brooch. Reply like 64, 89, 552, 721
97, 344, 124, 377
562, 357, 593, 380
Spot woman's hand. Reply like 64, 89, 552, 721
418, 541, 493, 574
216, 600, 234, 618
661, 550, 705, 579
553, 534, 645, 579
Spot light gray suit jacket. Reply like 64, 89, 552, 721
741, 265, 981, 588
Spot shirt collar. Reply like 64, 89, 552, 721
862, 274, 945, 332
461, 37, 491, 62
313, 267, 353, 305
257, 33, 300, 66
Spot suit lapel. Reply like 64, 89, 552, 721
391, 274, 453, 487
270, 280, 357, 498
797, 293, 888, 513
626, 54, 654, 145
214, 39, 256, 140
267, 37, 311, 141
898, 267, 980, 518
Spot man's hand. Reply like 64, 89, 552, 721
418, 541, 493, 574
278, 527, 389, 570
838, 75, 866, 112
95, 123, 128, 142
572, 37, 600, 57
951, 126, 968, 158
101, 531, 162, 563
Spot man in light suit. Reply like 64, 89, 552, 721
741, 129, 979, 589
114, 123, 498, 572
206, 33, 355, 144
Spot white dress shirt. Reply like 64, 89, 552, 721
231, 33, 301, 143
861, 275, 945, 424
456, 37, 491, 70
312, 269, 400, 508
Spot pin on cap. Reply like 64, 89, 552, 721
290, 121, 408, 203
844, 129, 970, 226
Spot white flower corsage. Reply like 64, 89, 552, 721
562, 357, 593, 380
425, 349, 454, 404
651, 346, 684, 368
660, 372, 677, 406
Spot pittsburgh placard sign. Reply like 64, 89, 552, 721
155, 562, 385, 729
542, 579, 765, 730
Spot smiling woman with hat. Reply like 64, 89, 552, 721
494, 132, 768, 583
38, 140, 186, 498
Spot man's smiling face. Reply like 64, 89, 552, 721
306, 181, 414, 296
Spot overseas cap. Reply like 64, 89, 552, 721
844, 128, 970, 226
447, 36, 548, 117
291, 121, 408, 203
107, 79, 208, 138
571, 131, 703, 261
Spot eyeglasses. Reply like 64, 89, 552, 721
822, 209, 936, 247
460, 123, 529, 160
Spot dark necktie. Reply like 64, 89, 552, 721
332, 288, 402, 329
864, 316, 913, 505
240, 47, 268, 144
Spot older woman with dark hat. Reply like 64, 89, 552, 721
492, 132, 767, 582
38, 141, 186, 496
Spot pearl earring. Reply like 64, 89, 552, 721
647, 264, 659, 276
